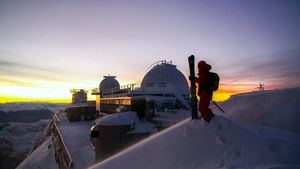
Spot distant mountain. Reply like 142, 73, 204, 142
0, 102, 68, 169
0, 102, 68, 123
0, 120, 48, 169
0, 102, 67, 113
0, 109, 53, 123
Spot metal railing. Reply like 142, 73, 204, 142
51, 116, 73, 169
145, 60, 173, 73
91, 88, 100, 95
101, 83, 136, 98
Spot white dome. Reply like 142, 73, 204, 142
141, 62, 189, 95
99, 76, 120, 92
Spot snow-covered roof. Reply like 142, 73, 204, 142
90, 116, 300, 169
95, 111, 138, 126
94, 112, 156, 134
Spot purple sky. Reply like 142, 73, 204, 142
0, 0, 300, 101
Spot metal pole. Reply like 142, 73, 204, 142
211, 100, 226, 113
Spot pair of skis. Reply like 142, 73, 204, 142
188, 55, 225, 120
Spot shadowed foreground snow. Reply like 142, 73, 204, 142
90, 116, 300, 169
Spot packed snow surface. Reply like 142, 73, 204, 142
95, 111, 138, 126
95, 111, 156, 134
218, 87, 300, 133
16, 136, 58, 169
90, 116, 300, 169
58, 116, 95, 169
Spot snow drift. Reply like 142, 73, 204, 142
217, 87, 300, 134
90, 116, 300, 169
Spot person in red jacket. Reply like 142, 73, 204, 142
196, 61, 215, 123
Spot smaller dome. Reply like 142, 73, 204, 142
99, 76, 120, 92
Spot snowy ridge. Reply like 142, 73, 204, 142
16, 136, 58, 169
0, 120, 49, 169
218, 87, 300, 134
90, 116, 300, 169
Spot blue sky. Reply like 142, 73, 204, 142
0, 0, 299, 102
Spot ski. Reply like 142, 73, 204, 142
188, 55, 199, 119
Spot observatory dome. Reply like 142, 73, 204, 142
99, 76, 120, 92
141, 61, 189, 94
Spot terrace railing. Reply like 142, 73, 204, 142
51, 115, 73, 169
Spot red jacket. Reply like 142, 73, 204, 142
196, 61, 211, 94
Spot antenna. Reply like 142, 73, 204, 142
256, 82, 264, 91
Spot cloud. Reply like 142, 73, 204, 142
0, 57, 70, 82
220, 49, 300, 89
0, 76, 42, 87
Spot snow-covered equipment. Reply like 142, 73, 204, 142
188, 55, 199, 119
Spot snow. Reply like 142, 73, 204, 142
16, 136, 58, 169
90, 116, 300, 169
95, 111, 138, 126
0, 119, 48, 157
94, 111, 156, 134
217, 87, 300, 134
58, 115, 95, 169
15, 87, 300, 169
154, 109, 190, 122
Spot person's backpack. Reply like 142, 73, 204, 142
207, 72, 220, 92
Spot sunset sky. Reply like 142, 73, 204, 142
1, 0, 300, 103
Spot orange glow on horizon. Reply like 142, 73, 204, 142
0, 78, 260, 103
0, 87, 248, 103
0, 95, 71, 104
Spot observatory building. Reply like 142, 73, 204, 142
141, 60, 189, 96
90, 60, 190, 162
99, 76, 120, 96
133, 60, 190, 108
93, 60, 190, 115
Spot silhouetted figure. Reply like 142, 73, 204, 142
196, 61, 219, 123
